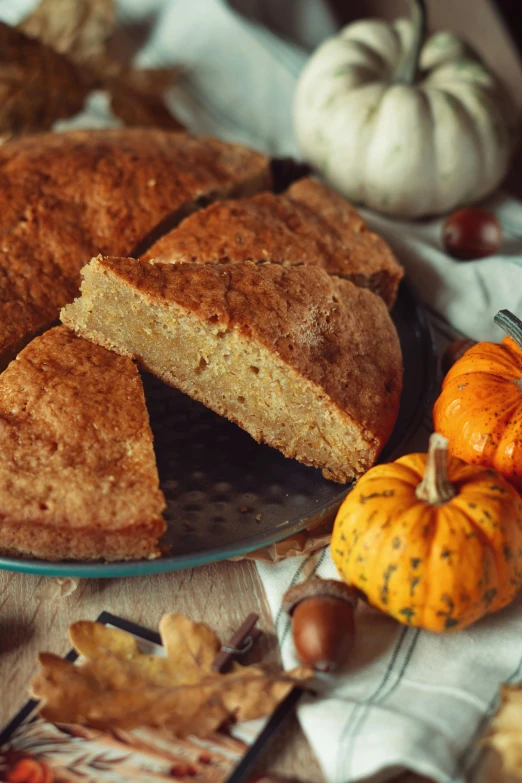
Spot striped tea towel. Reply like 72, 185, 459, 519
2, 0, 522, 781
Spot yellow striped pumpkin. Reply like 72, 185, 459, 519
331, 434, 522, 632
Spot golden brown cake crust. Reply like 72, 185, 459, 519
0, 128, 271, 365
142, 177, 403, 307
82, 257, 402, 448
0, 326, 166, 561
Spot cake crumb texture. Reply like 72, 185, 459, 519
62, 257, 403, 483
0, 128, 271, 366
142, 177, 403, 307
0, 325, 166, 561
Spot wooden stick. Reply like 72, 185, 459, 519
211, 613, 261, 672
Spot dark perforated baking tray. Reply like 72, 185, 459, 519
0, 279, 435, 577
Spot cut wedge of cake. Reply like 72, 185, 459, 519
0, 129, 271, 367
141, 177, 403, 308
62, 257, 403, 483
0, 326, 166, 561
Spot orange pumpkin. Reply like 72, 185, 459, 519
331, 433, 522, 632
6, 757, 54, 783
433, 309, 522, 489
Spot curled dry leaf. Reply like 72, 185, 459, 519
36, 577, 79, 600
484, 685, 522, 781
107, 68, 184, 131
30, 613, 312, 738
0, 22, 94, 141
17, 0, 116, 65
233, 519, 333, 563
3, 0, 183, 139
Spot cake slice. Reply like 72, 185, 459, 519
62, 257, 403, 483
0, 326, 166, 561
141, 177, 403, 308
0, 128, 271, 368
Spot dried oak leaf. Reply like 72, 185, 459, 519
0, 22, 94, 141
12, 0, 183, 134
17, 0, 116, 66
484, 685, 522, 781
107, 68, 184, 131
30, 614, 312, 738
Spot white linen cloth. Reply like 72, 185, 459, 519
3, 1, 522, 781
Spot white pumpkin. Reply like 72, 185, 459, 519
294, 0, 519, 218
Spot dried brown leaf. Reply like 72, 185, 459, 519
107, 68, 184, 131
484, 685, 522, 781
0, 22, 94, 141
7, 0, 183, 136
159, 613, 220, 673
31, 614, 312, 738
117, 68, 179, 96
233, 520, 333, 563
36, 577, 79, 600
18, 0, 116, 65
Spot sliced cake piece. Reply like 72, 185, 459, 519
0, 326, 166, 561
141, 177, 403, 308
62, 257, 403, 483
0, 128, 271, 368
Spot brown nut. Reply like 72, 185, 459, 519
442, 207, 502, 260
283, 578, 358, 673
440, 338, 477, 376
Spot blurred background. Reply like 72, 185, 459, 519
1, 0, 521, 192
2, 0, 520, 96
227, 1, 522, 107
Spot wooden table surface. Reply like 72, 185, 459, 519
0, 561, 324, 782
2, 3, 522, 783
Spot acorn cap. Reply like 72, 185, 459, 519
282, 578, 358, 615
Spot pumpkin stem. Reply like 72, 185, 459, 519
415, 433, 456, 505
395, 0, 428, 85
494, 309, 522, 349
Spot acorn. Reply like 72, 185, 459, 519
442, 207, 502, 260
282, 578, 358, 673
